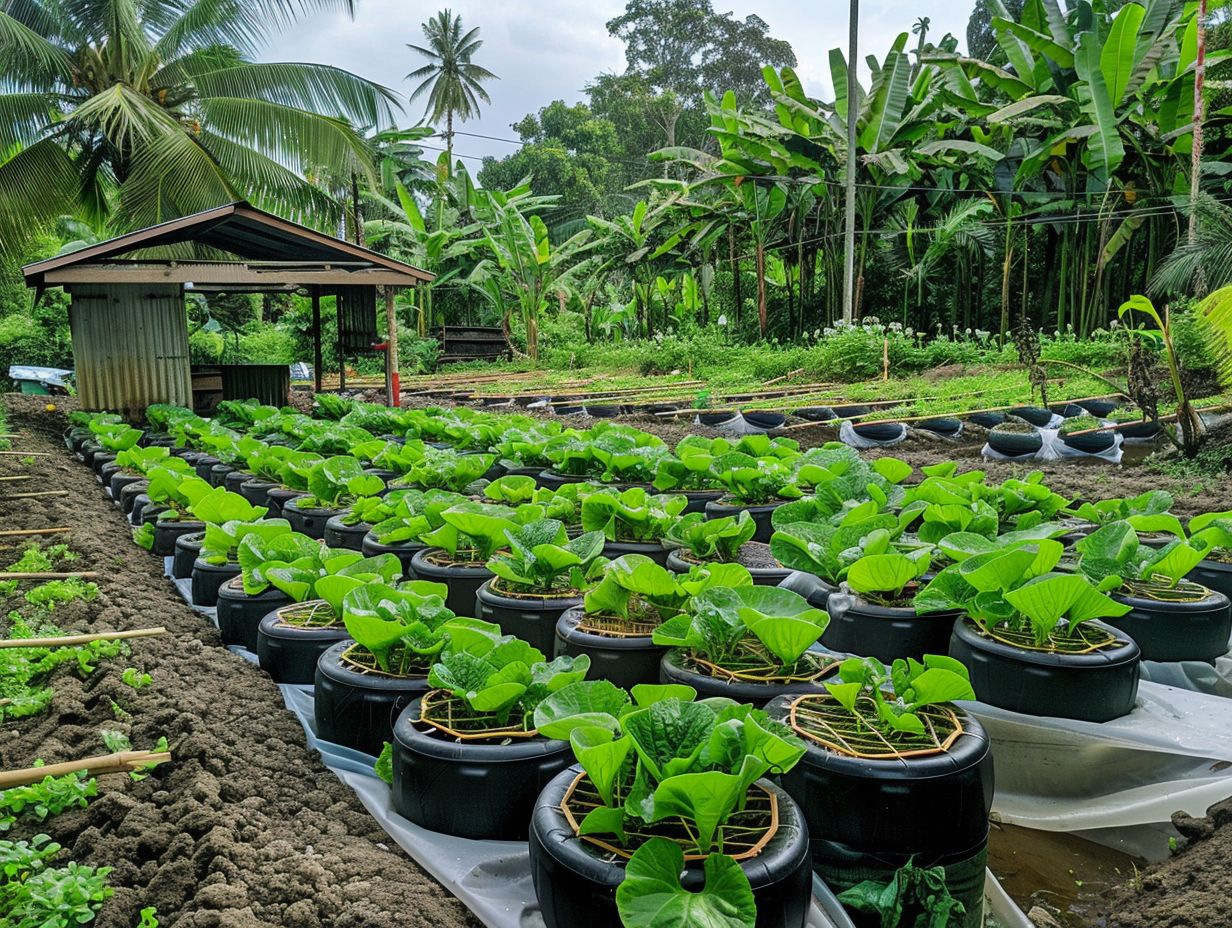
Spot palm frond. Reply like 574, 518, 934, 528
0, 138, 78, 255
1151, 195, 1232, 296
0, 10, 75, 87
193, 61, 400, 128
1194, 286, 1232, 391
0, 91, 58, 148
117, 125, 238, 228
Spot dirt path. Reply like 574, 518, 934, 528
0, 397, 476, 928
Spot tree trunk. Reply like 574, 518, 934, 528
756, 243, 768, 337
842, 0, 860, 324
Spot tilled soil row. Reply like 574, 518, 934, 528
0, 399, 476, 928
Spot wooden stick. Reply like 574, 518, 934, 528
1063, 404, 1232, 436
0, 527, 70, 537
6, 491, 69, 499
0, 451, 52, 456
0, 475, 32, 481
764, 368, 806, 387
0, 627, 166, 649
0, 571, 99, 580
0, 750, 173, 789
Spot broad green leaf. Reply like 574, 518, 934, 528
615, 838, 756, 928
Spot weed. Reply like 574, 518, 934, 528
135, 907, 160, 928
24, 579, 98, 610
120, 667, 152, 690
0, 773, 97, 831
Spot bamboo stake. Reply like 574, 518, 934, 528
0, 527, 70, 537
1064, 404, 1232, 436
883, 339, 889, 381
764, 368, 806, 387
0, 571, 99, 580
0, 475, 32, 481
0, 627, 166, 649
0, 750, 173, 789
0, 451, 52, 456
6, 490, 69, 499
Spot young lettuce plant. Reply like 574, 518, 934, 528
580, 488, 688, 543
487, 520, 606, 594
822, 655, 976, 738
370, 490, 467, 544
190, 489, 290, 565
297, 456, 386, 509
275, 450, 325, 492
583, 555, 753, 628
401, 449, 495, 493
113, 446, 172, 475
237, 531, 401, 616
654, 586, 830, 675
970, 471, 1070, 531
340, 581, 472, 675
1075, 521, 1207, 595
425, 628, 591, 730
90, 421, 143, 452
419, 502, 523, 564
914, 539, 1131, 648
491, 425, 566, 471
484, 476, 580, 524
663, 511, 756, 563
532, 683, 805, 854
710, 452, 806, 504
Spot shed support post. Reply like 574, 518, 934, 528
385, 287, 400, 407
336, 290, 345, 391
311, 287, 322, 394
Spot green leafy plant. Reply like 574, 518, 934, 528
1066, 491, 1184, 538
0, 773, 97, 831
1076, 522, 1207, 593
615, 837, 755, 928
583, 555, 753, 627
236, 533, 401, 615
120, 667, 152, 690
580, 487, 688, 543
822, 655, 975, 738
297, 456, 386, 509
654, 585, 830, 673
401, 449, 495, 493
710, 452, 808, 504
24, 579, 98, 610
844, 548, 932, 606
370, 489, 467, 544
533, 683, 805, 854
487, 520, 606, 594
769, 500, 906, 585
663, 511, 757, 563
340, 581, 468, 675
420, 501, 522, 563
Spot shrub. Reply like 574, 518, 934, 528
238, 325, 298, 364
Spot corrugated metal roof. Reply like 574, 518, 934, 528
23, 201, 433, 287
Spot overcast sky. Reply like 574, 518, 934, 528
269, 1, 974, 164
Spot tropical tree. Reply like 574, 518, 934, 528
406, 9, 498, 168
0, 0, 400, 254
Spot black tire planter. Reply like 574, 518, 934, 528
776, 572, 838, 610
360, 533, 422, 577
208, 463, 235, 487
916, 417, 963, 438
538, 469, 588, 491
99, 461, 122, 487
987, 429, 1043, 456
1077, 399, 1118, 417
391, 697, 573, 840
554, 607, 666, 690
500, 465, 546, 481
584, 404, 621, 418
323, 515, 371, 551
265, 486, 305, 518
120, 480, 148, 516
475, 580, 582, 654
224, 470, 254, 494
172, 532, 206, 580
1190, 559, 1232, 604
1007, 406, 1054, 427
364, 467, 399, 483
1117, 420, 1161, 440
967, 411, 1005, 429
152, 518, 205, 557
743, 410, 787, 432
130, 493, 151, 526
193, 455, 221, 481
796, 406, 837, 422
601, 539, 671, 567
282, 497, 342, 540
257, 611, 351, 684
1108, 587, 1232, 663
216, 578, 292, 651
109, 471, 143, 500
1061, 430, 1117, 454
698, 411, 740, 429
239, 478, 277, 509
408, 548, 493, 618
65, 427, 91, 453
313, 641, 429, 756
831, 404, 870, 420
764, 694, 992, 864
665, 547, 791, 587
660, 648, 832, 707
530, 766, 812, 928
948, 617, 1140, 722
190, 558, 241, 608
91, 451, 117, 477
704, 498, 785, 544
851, 422, 906, 445
822, 600, 963, 664
1050, 403, 1086, 419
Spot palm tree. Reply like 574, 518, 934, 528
0, 0, 402, 254
406, 10, 498, 169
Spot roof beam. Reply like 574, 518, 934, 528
47, 264, 418, 287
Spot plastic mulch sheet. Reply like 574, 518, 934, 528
981, 427, 1124, 464
838, 420, 908, 449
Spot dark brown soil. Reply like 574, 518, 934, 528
1, 395, 476, 928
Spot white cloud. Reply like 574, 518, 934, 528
265, 0, 973, 162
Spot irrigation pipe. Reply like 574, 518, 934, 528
0, 750, 173, 789
0, 627, 167, 649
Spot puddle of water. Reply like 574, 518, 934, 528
988, 823, 1144, 926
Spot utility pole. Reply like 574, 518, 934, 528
842, 0, 859, 324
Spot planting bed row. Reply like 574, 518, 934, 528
36, 391, 1232, 928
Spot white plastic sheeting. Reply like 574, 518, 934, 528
838, 420, 908, 449
1140, 648, 1232, 698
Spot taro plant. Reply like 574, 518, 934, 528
486, 520, 606, 595
654, 585, 831, 677
914, 539, 1131, 648
1075, 522, 1207, 596
532, 682, 805, 854
580, 488, 688, 543
424, 628, 591, 731
663, 511, 756, 563
296, 456, 386, 509
340, 581, 470, 675
819, 654, 976, 738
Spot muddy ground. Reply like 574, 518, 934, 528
1, 395, 476, 927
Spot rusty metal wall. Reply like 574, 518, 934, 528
67, 284, 191, 416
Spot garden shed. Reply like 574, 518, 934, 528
22, 201, 433, 417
